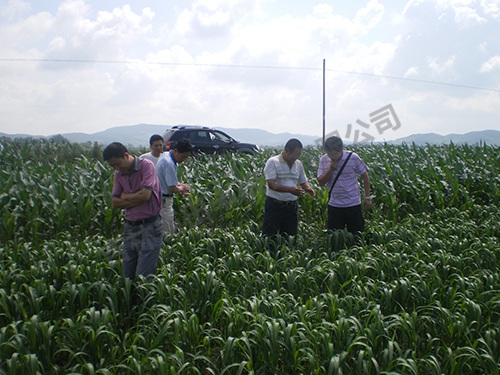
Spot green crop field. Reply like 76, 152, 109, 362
0, 137, 499, 374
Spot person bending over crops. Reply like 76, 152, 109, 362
139, 134, 164, 166
103, 142, 164, 279
156, 138, 193, 235
262, 138, 316, 237
317, 136, 372, 237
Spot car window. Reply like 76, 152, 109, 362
163, 130, 175, 141
210, 131, 231, 143
199, 131, 212, 142
184, 131, 207, 142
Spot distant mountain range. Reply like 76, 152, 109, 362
390, 130, 500, 146
1, 124, 499, 147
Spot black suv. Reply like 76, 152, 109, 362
162, 126, 259, 155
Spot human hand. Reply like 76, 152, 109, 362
306, 187, 316, 198
180, 183, 190, 196
290, 186, 305, 196
329, 159, 339, 171
363, 198, 372, 209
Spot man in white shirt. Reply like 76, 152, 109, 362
139, 134, 164, 166
262, 138, 315, 237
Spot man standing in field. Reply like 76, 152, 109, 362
156, 138, 193, 235
139, 134, 164, 166
262, 138, 315, 237
103, 142, 164, 279
317, 136, 372, 237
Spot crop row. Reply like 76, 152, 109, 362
1, 138, 499, 244
1, 205, 499, 373
0, 137, 498, 373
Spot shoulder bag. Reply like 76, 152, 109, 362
328, 151, 353, 200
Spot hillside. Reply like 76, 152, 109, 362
389, 129, 500, 146
0, 124, 319, 148
0, 125, 499, 147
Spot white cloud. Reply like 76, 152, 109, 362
354, 0, 384, 33
174, 0, 254, 39
0, 0, 499, 138
404, 66, 420, 77
43, 2, 154, 62
428, 56, 456, 75
479, 55, 500, 72
453, 5, 487, 27
0, 0, 30, 19
445, 90, 500, 112
480, 0, 500, 18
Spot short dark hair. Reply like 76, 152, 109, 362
149, 134, 164, 145
174, 138, 193, 153
324, 136, 343, 153
103, 142, 128, 161
284, 138, 303, 153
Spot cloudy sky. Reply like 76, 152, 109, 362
1, 0, 499, 141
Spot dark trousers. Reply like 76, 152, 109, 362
262, 197, 298, 236
327, 204, 365, 234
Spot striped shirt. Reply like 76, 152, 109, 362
112, 157, 162, 221
264, 153, 308, 202
317, 150, 367, 207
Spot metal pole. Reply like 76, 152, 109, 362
322, 58, 326, 146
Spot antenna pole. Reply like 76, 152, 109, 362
322, 58, 326, 146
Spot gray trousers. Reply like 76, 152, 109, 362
122, 216, 164, 278
161, 196, 176, 234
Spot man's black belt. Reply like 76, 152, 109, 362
162, 193, 173, 198
126, 214, 159, 226
268, 197, 297, 207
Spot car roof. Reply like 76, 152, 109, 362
163, 126, 230, 142
169, 125, 212, 130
